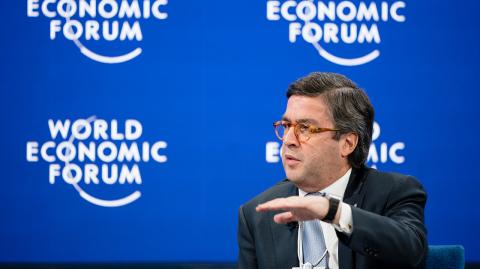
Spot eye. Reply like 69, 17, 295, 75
298, 123, 309, 133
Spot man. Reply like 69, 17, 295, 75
237, 72, 427, 269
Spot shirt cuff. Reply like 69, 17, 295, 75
333, 202, 353, 234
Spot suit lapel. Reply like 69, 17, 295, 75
270, 181, 299, 268
338, 167, 369, 269
343, 167, 368, 206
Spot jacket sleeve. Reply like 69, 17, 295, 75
337, 176, 428, 268
237, 205, 259, 269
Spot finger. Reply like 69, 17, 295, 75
256, 198, 286, 212
273, 211, 298, 224
256, 197, 299, 212
256, 196, 307, 212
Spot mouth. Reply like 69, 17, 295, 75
284, 154, 301, 166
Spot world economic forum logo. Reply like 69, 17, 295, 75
27, 0, 168, 64
266, 0, 406, 66
26, 117, 168, 207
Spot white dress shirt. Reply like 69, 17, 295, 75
297, 168, 353, 269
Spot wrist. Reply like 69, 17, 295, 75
321, 194, 340, 223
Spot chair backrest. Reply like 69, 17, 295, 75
427, 245, 465, 269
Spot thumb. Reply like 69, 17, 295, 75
273, 211, 298, 224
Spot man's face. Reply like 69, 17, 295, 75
281, 95, 347, 191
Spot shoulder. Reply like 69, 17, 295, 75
359, 167, 427, 209
363, 168, 425, 191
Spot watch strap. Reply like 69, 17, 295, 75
323, 196, 340, 222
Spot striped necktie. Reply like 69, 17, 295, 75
302, 192, 328, 268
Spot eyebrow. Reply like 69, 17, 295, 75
281, 116, 319, 125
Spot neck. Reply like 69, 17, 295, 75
298, 165, 351, 193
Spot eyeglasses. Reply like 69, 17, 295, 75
273, 120, 339, 143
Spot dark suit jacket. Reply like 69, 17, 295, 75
237, 166, 428, 269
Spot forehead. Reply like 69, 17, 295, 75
283, 95, 333, 124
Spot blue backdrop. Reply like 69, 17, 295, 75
0, 0, 479, 264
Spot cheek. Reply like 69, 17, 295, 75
308, 141, 341, 161
280, 145, 287, 165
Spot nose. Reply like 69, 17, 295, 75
283, 126, 299, 147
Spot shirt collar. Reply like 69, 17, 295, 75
298, 168, 352, 200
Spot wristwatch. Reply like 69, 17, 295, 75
321, 193, 340, 222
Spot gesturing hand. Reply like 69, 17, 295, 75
256, 196, 332, 224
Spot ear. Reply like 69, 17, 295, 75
341, 132, 358, 158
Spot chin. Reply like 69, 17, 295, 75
284, 170, 303, 183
